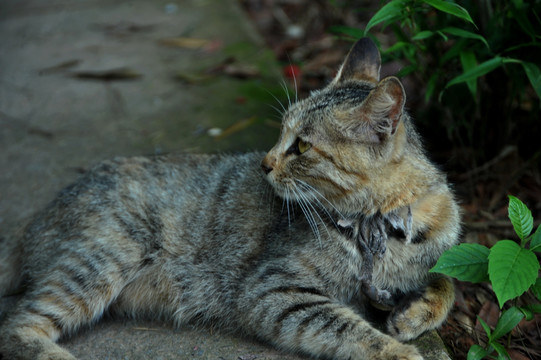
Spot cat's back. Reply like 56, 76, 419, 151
21, 152, 273, 271
30, 151, 267, 216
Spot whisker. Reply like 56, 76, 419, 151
258, 178, 279, 220
285, 54, 299, 103
295, 179, 344, 222
296, 183, 335, 222
281, 188, 287, 215
264, 88, 287, 114
280, 78, 292, 107
292, 187, 320, 241
308, 193, 338, 228
267, 182, 277, 215
285, 187, 292, 227
295, 186, 330, 244
268, 104, 285, 118
293, 70, 298, 103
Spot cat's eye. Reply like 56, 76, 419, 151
298, 139, 311, 154
286, 138, 311, 156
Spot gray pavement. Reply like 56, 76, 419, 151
0, 1, 450, 359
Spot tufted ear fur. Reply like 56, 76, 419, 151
341, 76, 406, 144
332, 37, 381, 84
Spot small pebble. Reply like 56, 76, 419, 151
207, 128, 223, 137
286, 24, 304, 39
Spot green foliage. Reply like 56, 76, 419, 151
356, 0, 540, 98
431, 196, 541, 359
430, 243, 489, 283
488, 240, 539, 307
532, 278, 541, 300
467, 344, 488, 360
508, 195, 533, 243
332, 0, 541, 167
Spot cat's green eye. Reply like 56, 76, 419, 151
298, 139, 311, 154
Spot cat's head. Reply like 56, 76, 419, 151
261, 38, 423, 216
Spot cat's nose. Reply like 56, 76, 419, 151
261, 162, 273, 175
261, 156, 276, 174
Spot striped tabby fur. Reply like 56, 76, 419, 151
0, 38, 460, 360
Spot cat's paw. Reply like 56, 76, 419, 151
0, 329, 77, 360
378, 341, 423, 360
351, 337, 423, 360
387, 299, 430, 341
387, 277, 454, 341
36, 350, 77, 360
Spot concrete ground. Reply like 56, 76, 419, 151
0, 1, 450, 359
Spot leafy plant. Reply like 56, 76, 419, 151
332, 0, 541, 169
431, 196, 541, 359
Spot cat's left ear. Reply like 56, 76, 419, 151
344, 76, 406, 144
332, 37, 381, 84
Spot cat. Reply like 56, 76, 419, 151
0, 37, 460, 360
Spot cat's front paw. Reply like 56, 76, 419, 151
388, 277, 454, 341
377, 341, 423, 360
387, 301, 429, 341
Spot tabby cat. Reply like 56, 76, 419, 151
0, 38, 460, 360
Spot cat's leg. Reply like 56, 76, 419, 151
387, 275, 454, 341
240, 285, 422, 360
0, 255, 132, 360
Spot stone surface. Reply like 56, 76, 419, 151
0, 0, 451, 358
0, 0, 282, 232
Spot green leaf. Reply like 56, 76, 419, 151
446, 57, 503, 89
492, 307, 524, 340
412, 30, 434, 41
531, 277, 541, 301
520, 61, 541, 100
364, 0, 407, 36
329, 26, 365, 39
440, 38, 467, 66
523, 303, 541, 313
425, 73, 439, 102
430, 243, 490, 282
396, 64, 417, 77
423, 0, 476, 25
491, 341, 510, 360
442, 27, 490, 49
488, 240, 540, 308
460, 51, 478, 96
383, 41, 415, 55
518, 306, 534, 321
467, 344, 488, 360
508, 195, 533, 242
477, 316, 492, 339
435, 30, 448, 42
530, 225, 541, 252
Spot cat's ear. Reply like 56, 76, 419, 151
332, 37, 381, 84
343, 76, 406, 144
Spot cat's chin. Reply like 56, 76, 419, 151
267, 185, 288, 200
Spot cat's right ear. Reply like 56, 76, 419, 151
338, 76, 406, 144
332, 37, 381, 84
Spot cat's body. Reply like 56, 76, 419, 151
0, 38, 460, 360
